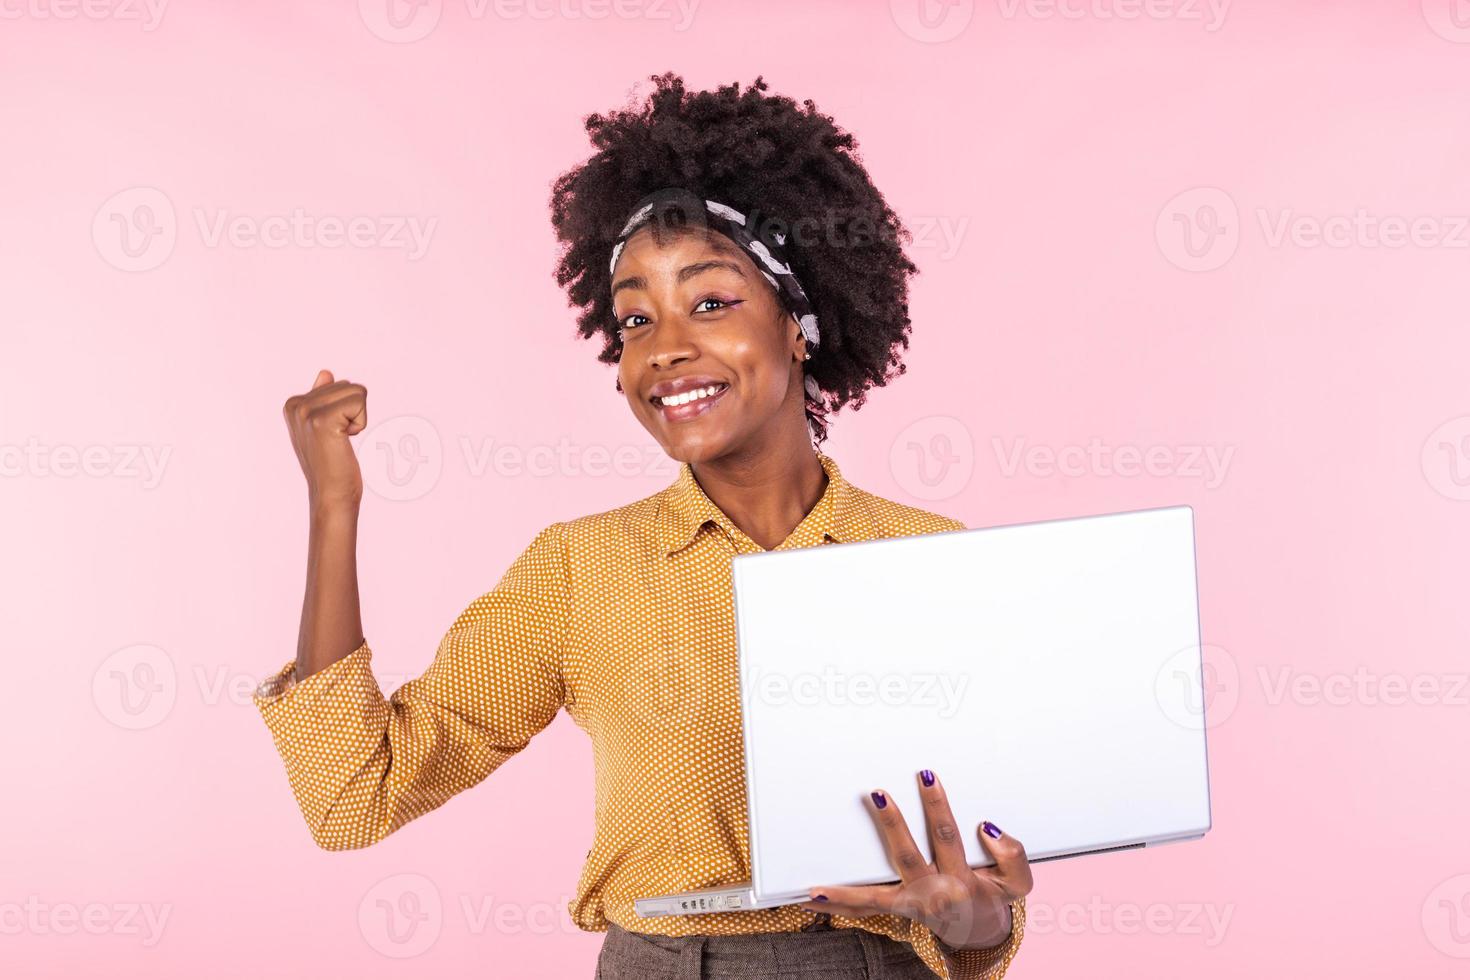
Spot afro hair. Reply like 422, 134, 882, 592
549, 72, 920, 446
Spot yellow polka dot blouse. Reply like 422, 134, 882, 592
253, 450, 1024, 979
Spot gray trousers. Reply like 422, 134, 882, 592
595, 917, 938, 979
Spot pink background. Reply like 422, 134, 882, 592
3, 2, 1468, 977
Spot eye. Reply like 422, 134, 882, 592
695, 297, 743, 314
617, 313, 651, 334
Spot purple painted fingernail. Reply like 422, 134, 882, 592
920, 769, 935, 787
814, 894, 829, 902
983, 821, 1003, 839
871, 791, 887, 809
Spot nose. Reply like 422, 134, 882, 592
646, 315, 698, 372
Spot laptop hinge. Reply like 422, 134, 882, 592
1029, 841, 1147, 863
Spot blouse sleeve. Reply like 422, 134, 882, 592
907, 897, 1026, 980
252, 521, 570, 850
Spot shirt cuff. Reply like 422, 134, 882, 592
252, 641, 377, 723
909, 897, 1025, 980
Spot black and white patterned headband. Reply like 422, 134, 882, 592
609, 188, 822, 402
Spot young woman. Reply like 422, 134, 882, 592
256, 73, 1030, 980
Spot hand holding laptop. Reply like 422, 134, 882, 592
635, 506, 1211, 923
795, 769, 1032, 951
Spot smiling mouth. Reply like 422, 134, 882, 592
650, 382, 730, 408
651, 382, 731, 421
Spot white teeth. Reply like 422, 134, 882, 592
659, 384, 725, 407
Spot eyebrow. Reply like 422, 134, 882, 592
612, 260, 748, 299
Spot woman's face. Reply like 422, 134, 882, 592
612, 225, 807, 463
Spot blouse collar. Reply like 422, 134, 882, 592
655, 450, 876, 556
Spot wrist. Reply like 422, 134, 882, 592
938, 903, 1012, 952
310, 496, 361, 526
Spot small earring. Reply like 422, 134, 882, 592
803, 352, 811, 361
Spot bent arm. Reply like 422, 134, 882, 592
295, 502, 365, 684
253, 522, 571, 849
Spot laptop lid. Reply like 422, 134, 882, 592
732, 504, 1212, 904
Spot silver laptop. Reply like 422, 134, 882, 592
636, 504, 1212, 917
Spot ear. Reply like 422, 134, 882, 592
791, 312, 808, 362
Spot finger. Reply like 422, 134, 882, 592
976, 821, 1034, 897
797, 883, 901, 919
798, 898, 872, 919
287, 378, 350, 423
344, 391, 367, 435
307, 388, 367, 433
866, 789, 936, 886
916, 769, 970, 880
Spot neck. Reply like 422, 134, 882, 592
689, 437, 827, 552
